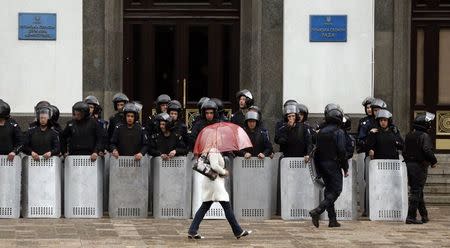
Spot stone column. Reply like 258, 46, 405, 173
240, 0, 284, 144
374, 0, 411, 134
83, 0, 105, 105
103, 0, 123, 119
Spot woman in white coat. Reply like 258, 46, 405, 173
188, 148, 252, 239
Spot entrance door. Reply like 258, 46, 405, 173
123, 0, 240, 128
412, 0, 450, 151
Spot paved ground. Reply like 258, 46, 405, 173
0, 206, 449, 248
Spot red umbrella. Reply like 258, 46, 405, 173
193, 122, 252, 155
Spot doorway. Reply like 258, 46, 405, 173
123, 0, 240, 127
411, 0, 450, 151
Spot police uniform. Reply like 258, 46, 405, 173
110, 123, 148, 156
403, 113, 437, 224
0, 119, 23, 155
309, 107, 346, 228
24, 126, 60, 156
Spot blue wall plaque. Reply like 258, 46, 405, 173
310, 15, 347, 42
19, 13, 57, 40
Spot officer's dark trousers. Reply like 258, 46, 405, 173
188, 201, 243, 236
406, 162, 428, 219
316, 160, 343, 219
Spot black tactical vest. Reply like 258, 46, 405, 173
404, 130, 425, 162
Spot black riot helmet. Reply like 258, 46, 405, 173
0, 100, 11, 119
413, 112, 435, 132
155, 112, 174, 130
244, 111, 260, 127
84, 95, 100, 106
283, 104, 299, 122
36, 106, 52, 126
375, 109, 392, 120
197, 97, 210, 112
72, 101, 90, 120
112, 93, 129, 111
168, 100, 182, 113
362, 97, 375, 107
342, 114, 352, 131
84, 95, 102, 117
249, 105, 262, 119
236, 89, 254, 108
324, 103, 343, 116
362, 96, 375, 115
155, 94, 171, 114
370, 98, 387, 110
34, 100, 51, 113
283, 99, 298, 108
201, 99, 218, 119
297, 103, 309, 122
325, 106, 344, 125
156, 94, 171, 105
211, 98, 224, 115
123, 102, 140, 122
48, 105, 60, 124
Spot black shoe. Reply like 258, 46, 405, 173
236, 230, 252, 239
328, 220, 341, 228
309, 210, 320, 228
405, 218, 423, 224
188, 233, 203, 239
421, 216, 429, 223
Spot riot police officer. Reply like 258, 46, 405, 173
403, 112, 437, 224
357, 98, 387, 154
275, 100, 298, 145
62, 102, 104, 160
231, 89, 254, 128
149, 113, 187, 158
24, 106, 60, 160
145, 94, 171, 136
309, 105, 347, 228
107, 93, 129, 139
110, 103, 148, 160
342, 114, 356, 161
297, 103, 317, 143
189, 99, 220, 150
191, 97, 210, 127
29, 100, 52, 128
167, 100, 188, 144
85, 95, 108, 154
356, 97, 375, 153
367, 109, 403, 159
275, 104, 312, 158
211, 98, 229, 122
0, 100, 23, 161
238, 111, 273, 159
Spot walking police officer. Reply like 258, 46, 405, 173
403, 112, 438, 224
309, 104, 347, 228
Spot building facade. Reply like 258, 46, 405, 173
1, 0, 450, 152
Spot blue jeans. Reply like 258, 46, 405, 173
188, 201, 243, 236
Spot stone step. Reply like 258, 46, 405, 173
425, 194, 450, 205
424, 184, 450, 194
436, 154, 450, 163
426, 174, 450, 184
428, 166, 450, 175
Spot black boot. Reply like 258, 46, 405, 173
405, 217, 423, 224
328, 218, 341, 228
421, 215, 429, 223
309, 209, 321, 228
